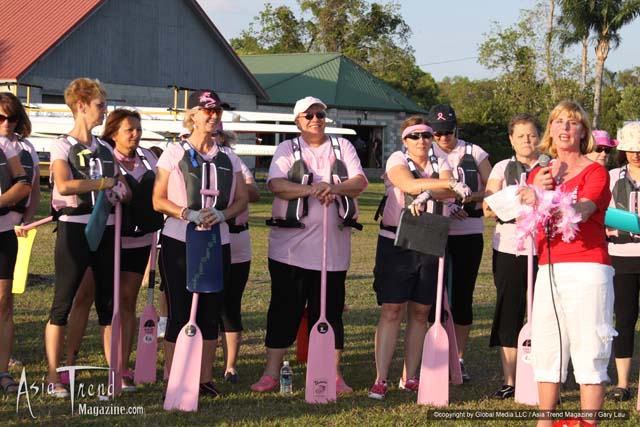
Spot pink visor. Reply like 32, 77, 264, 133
402, 124, 433, 139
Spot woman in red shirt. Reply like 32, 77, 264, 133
518, 101, 613, 427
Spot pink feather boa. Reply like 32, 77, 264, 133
515, 186, 582, 251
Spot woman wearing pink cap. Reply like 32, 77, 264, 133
605, 121, 640, 402
251, 96, 367, 393
367, 116, 470, 400
587, 129, 618, 167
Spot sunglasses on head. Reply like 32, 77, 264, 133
433, 131, 453, 137
595, 146, 612, 154
405, 132, 433, 140
301, 111, 326, 120
199, 107, 223, 117
0, 114, 18, 124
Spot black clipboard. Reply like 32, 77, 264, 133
394, 209, 450, 257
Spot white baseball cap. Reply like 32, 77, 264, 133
617, 121, 640, 152
293, 96, 327, 116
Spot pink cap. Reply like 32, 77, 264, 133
592, 130, 618, 148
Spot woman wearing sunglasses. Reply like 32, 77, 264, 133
587, 130, 618, 167
368, 116, 470, 400
426, 104, 492, 382
0, 93, 34, 394
153, 89, 248, 397
606, 122, 640, 402
483, 113, 541, 399
251, 96, 367, 393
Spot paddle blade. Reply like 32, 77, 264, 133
85, 191, 113, 251
164, 322, 202, 411
12, 228, 37, 294
109, 312, 122, 395
417, 324, 449, 406
134, 304, 158, 384
186, 223, 224, 293
305, 320, 337, 404
514, 323, 538, 405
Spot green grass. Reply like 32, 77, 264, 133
1, 181, 638, 426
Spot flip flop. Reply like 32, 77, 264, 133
0, 373, 19, 393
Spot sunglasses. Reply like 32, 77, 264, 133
0, 114, 18, 124
405, 132, 433, 140
199, 107, 223, 117
433, 131, 453, 137
595, 146, 612, 154
301, 111, 326, 120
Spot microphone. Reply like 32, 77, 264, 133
538, 153, 551, 168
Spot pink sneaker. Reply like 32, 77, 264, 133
336, 377, 353, 394
368, 380, 388, 400
250, 375, 278, 392
398, 376, 419, 392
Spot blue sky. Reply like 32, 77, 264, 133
201, 0, 640, 82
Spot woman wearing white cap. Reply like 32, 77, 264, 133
587, 129, 618, 167
251, 96, 367, 393
606, 121, 640, 402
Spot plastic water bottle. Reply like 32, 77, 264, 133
280, 360, 293, 395
89, 158, 99, 179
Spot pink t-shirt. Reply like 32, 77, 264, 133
0, 136, 21, 232
50, 135, 115, 225
267, 136, 367, 271
229, 158, 253, 264
607, 167, 640, 257
488, 158, 535, 255
156, 141, 242, 244
433, 139, 489, 236
379, 150, 451, 240
114, 147, 159, 249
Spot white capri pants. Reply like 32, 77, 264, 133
531, 262, 615, 384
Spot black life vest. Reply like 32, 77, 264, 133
457, 142, 483, 218
267, 137, 361, 230
374, 152, 440, 233
56, 136, 116, 216
0, 148, 13, 216
9, 137, 35, 214
609, 166, 640, 244
178, 142, 233, 211
498, 156, 532, 224
118, 147, 164, 237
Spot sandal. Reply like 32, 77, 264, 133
0, 372, 19, 393
47, 382, 70, 398
609, 387, 630, 402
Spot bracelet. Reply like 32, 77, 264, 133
179, 207, 187, 220
98, 177, 105, 191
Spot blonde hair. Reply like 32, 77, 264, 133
400, 115, 428, 134
64, 78, 106, 115
539, 101, 592, 156
182, 107, 198, 133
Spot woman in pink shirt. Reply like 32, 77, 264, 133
153, 89, 248, 397
251, 96, 368, 394
0, 95, 33, 394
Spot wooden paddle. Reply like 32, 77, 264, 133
134, 231, 159, 384
163, 292, 202, 412
515, 235, 539, 405
417, 252, 449, 406
12, 216, 53, 294
305, 205, 337, 404
109, 203, 123, 395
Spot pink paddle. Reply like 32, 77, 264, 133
109, 203, 123, 395
418, 250, 449, 406
515, 235, 539, 405
134, 231, 159, 384
163, 293, 202, 411
442, 288, 463, 385
305, 205, 337, 404
16, 215, 54, 231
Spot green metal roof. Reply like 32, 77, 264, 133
240, 53, 427, 114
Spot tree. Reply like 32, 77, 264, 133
618, 85, 640, 121
557, 0, 594, 90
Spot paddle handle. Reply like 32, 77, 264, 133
631, 191, 638, 214
18, 216, 53, 231
320, 204, 328, 319
434, 256, 445, 325
114, 203, 122, 309
146, 231, 159, 305
527, 235, 534, 320
188, 292, 199, 325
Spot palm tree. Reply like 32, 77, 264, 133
557, 0, 594, 90
590, 0, 640, 128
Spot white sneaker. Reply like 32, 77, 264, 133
157, 316, 167, 338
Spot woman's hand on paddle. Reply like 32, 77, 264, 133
15, 225, 28, 238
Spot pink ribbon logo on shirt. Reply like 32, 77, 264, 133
199, 92, 218, 108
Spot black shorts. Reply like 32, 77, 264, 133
373, 235, 438, 306
489, 250, 537, 348
265, 258, 346, 349
219, 261, 250, 333
446, 234, 483, 326
0, 229, 18, 280
121, 245, 151, 275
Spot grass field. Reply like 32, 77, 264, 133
1, 180, 638, 426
